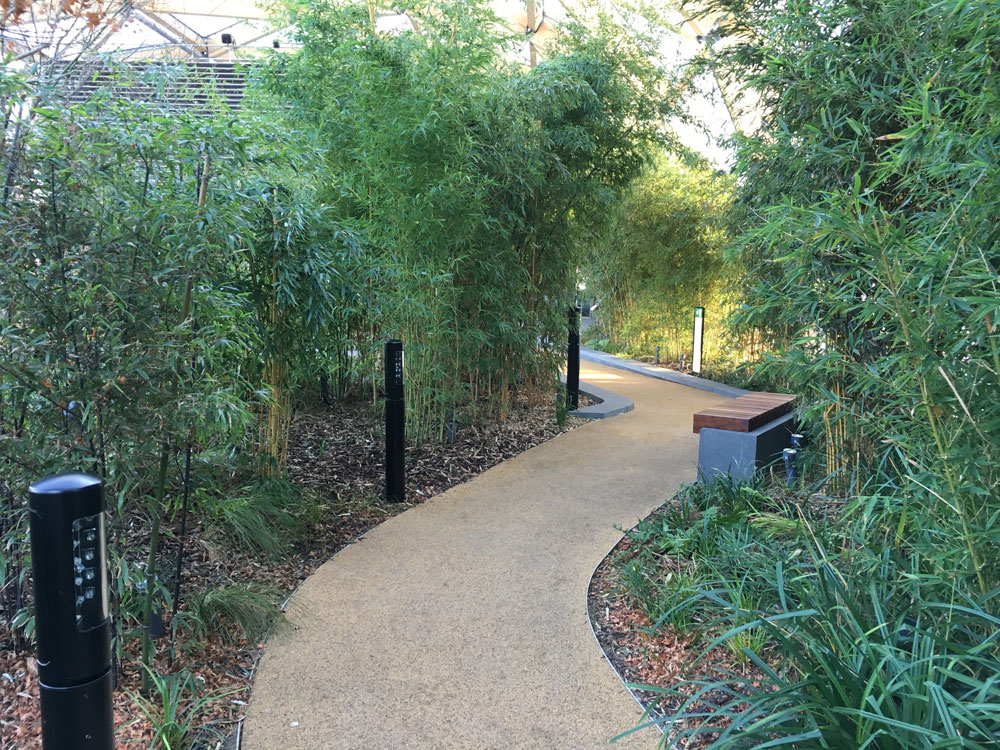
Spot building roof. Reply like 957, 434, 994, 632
60, 58, 248, 113
4, 2, 737, 164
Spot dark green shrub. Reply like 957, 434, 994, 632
643, 561, 1000, 749
691, 0, 1000, 588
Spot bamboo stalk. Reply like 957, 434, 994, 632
140, 446, 169, 694
879, 246, 986, 592
526, 0, 538, 68
167, 429, 193, 670
141, 151, 210, 689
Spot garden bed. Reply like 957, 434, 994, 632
588, 505, 770, 749
587, 474, 828, 748
1, 395, 591, 749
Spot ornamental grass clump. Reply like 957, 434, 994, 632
648, 558, 1000, 749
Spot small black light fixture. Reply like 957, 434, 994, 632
273, 39, 280, 48
783, 448, 799, 486
692, 306, 705, 374
221, 32, 235, 45
149, 604, 164, 639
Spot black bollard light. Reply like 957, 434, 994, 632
28, 473, 113, 750
692, 307, 705, 374
655, 345, 660, 365
567, 307, 580, 410
385, 340, 405, 503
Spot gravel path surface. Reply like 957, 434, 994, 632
243, 361, 721, 750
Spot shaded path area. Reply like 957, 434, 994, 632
243, 361, 722, 749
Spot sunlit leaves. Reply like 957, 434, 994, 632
261, 0, 679, 438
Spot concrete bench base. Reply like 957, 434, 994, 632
698, 412, 794, 482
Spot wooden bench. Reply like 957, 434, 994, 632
693, 392, 797, 481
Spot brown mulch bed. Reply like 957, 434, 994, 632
2, 394, 594, 749
588, 522, 768, 749
286, 393, 595, 502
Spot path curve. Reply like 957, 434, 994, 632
243, 361, 721, 749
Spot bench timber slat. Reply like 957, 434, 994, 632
693, 392, 798, 481
693, 393, 797, 434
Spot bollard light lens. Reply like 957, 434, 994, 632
72, 513, 108, 629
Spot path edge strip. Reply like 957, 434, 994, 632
586, 530, 666, 739
581, 348, 749, 398
570, 380, 635, 420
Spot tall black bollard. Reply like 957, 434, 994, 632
655, 345, 661, 365
385, 340, 405, 503
567, 307, 580, 410
692, 306, 705, 374
28, 474, 113, 750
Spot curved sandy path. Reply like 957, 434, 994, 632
243, 361, 721, 749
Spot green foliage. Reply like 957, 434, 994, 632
691, 0, 1000, 587
555, 395, 570, 428
182, 583, 284, 646
615, 475, 1000, 748
128, 666, 232, 749
584, 157, 734, 362
713, 580, 766, 667
697, 356, 793, 395
1, 88, 255, 481
615, 476, 794, 636
202, 477, 309, 558
647, 562, 1000, 749
616, 553, 703, 635
0, 57, 358, 684
614, 2, 1000, 739
1, 63, 263, 661
264, 0, 683, 439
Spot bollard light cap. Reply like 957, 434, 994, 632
28, 474, 104, 517
29, 473, 102, 494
